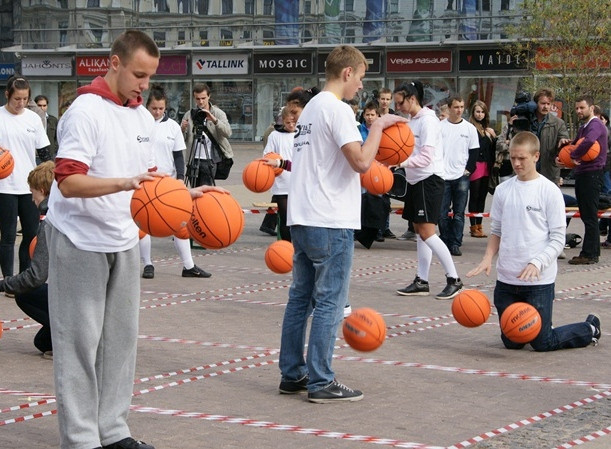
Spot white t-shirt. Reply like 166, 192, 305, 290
403, 107, 444, 184
153, 116, 186, 178
440, 118, 480, 180
0, 106, 50, 194
287, 91, 363, 229
263, 129, 294, 195
46, 93, 155, 252
491, 175, 566, 285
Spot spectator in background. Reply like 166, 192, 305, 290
35, 94, 59, 158
468, 101, 496, 238
559, 96, 609, 265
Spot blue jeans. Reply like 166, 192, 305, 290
494, 281, 592, 351
438, 175, 470, 248
279, 226, 353, 392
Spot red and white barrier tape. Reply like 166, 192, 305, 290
552, 425, 611, 448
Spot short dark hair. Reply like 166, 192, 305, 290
5, 75, 30, 101
146, 84, 167, 107
193, 83, 211, 95
447, 95, 464, 107
533, 88, 554, 103
363, 101, 378, 113
34, 94, 49, 104
393, 81, 424, 107
110, 30, 160, 63
575, 95, 595, 107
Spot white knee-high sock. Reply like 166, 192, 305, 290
174, 237, 194, 269
423, 234, 459, 279
139, 235, 152, 265
416, 235, 432, 281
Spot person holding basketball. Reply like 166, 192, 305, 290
46, 31, 226, 449
393, 81, 463, 300
278, 45, 406, 403
467, 131, 601, 351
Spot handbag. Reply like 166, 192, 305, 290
201, 124, 234, 180
488, 166, 500, 195
388, 167, 408, 201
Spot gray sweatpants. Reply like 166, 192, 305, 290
46, 224, 141, 449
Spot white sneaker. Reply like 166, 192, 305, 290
344, 305, 352, 318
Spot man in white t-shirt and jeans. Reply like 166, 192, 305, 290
467, 131, 601, 351
278, 45, 406, 403
439, 95, 480, 256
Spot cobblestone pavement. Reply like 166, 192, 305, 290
1, 144, 609, 448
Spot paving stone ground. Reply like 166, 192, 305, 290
1, 144, 609, 449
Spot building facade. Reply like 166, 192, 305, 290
0, 1, 584, 141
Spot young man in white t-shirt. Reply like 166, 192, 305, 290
467, 131, 601, 351
438, 96, 480, 256
278, 45, 406, 403
46, 31, 226, 449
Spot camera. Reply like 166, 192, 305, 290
191, 108, 208, 133
510, 91, 537, 132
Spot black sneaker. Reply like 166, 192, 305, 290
435, 276, 463, 300
450, 246, 462, 256
382, 229, 397, 239
279, 375, 309, 394
259, 225, 277, 236
103, 437, 154, 449
182, 265, 211, 278
397, 276, 430, 296
586, 313, 601, 344
142, 265, 154, 279
307, 380, 363, 403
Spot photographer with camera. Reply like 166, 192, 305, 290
181, 83, 233, 186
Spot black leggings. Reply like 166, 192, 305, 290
272, 194, 291, 242
0, 193, 39, 277
469, 177, 489, 226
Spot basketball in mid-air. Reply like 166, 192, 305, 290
376, 123, 414, 166
342, 308, 386, 352
361, 161, 394, 195
130, 177, 192, 237
243, 160, 275, 193
264, 240, 294, 274
452, 289, 491, 328
0, 148, 15, 179
500, 302, 542, 344
187, 191, 244, 249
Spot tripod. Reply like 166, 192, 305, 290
186, 124, 216, 188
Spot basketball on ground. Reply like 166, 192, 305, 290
264, 240, 294, 274
452, 289, 491, 327
376, 123, 414, 166
500, 302, 542, 344
361, 161, 394, 195
342, 307, 386, 352
130, 177, 192, 237
243, 160, 275, 192
187, 191, 244, 249
0, 149, 15, 179
264, 152, 283, 176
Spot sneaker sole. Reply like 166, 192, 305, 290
397, 291, 430, 296
435, 290, 463, 300
308, 394, 364, 403
279, 388, 307, 394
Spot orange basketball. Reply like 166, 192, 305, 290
559, 138, 601, 167
242, 160, 275, 193
265, 240, 294, 274
361, 161, 394, 195
264, 152, 283, 176
342, 307, 386, 352
130, 177, 192, 238
173, 225, 190, 240
500, 302, 542, 344
376, 123, 414, 166
29, 236, 38, 259
575, 138, 601, 162
0, 149, 15, 179
138, 229, 147, 240
187, 191, 244, 249
452, 289, 491, 327
558, 145, 576, 168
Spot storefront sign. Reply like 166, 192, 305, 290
192, 53, 249, 75
0, 63, 15, 80
76, 56, 110, 76
459, 49, 527, 71
317, 51, 381, 74
22, 56, 72, 76
253, 53, 312, 74
386, 50, 452, 72
157, 54, 188, 76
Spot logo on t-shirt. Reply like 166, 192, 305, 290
294, 123, 312, 152
137, 135, 150, 143
526, 205, 542, 212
